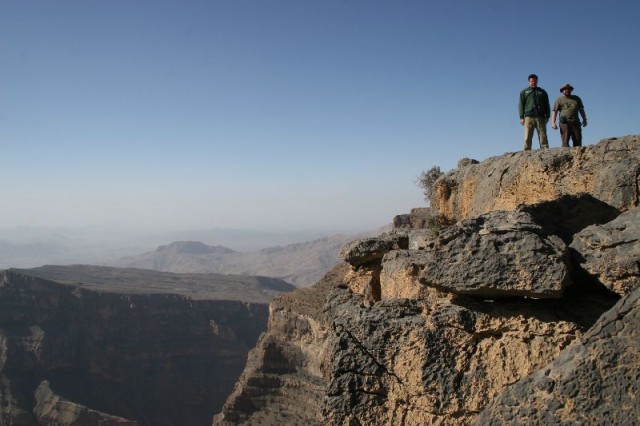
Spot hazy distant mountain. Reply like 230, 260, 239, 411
0, 226, 359, 270
0, 225, 389, 287
112, 234, 369, 287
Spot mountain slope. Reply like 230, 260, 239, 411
113, 233, 380, 287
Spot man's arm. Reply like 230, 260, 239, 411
518, 92, 525, 125
543, 91, 551, 121
580, 107, 587, 127
551, 110, 558, 129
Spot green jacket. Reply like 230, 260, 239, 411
519, 86, 550, 119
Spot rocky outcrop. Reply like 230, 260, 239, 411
214, 136, 639, 425
397, 207, 572, 299
339, 232, 408, 267
431, 135, 640, 221
0, 267, 294, 426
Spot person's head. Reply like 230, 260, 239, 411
528, 74, 538, 87
560, 83, 574, 95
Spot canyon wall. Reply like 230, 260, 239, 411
0, 267, 293, 425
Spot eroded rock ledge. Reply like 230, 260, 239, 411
214, 136, 640, 425
432, 135, 640, 221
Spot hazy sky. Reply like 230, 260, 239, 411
1, 0, 638, 233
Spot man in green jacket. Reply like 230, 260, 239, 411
551, 83, 588, 147
518, 74, 550, 150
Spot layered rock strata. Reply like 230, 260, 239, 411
0, 267, 294, 426
214, 136, 639, 425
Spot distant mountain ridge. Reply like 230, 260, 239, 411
0, 227, 351, 270
112, 233, 377, 287
157, 241, 238, 255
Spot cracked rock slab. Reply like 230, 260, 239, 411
412, 208, 571, 299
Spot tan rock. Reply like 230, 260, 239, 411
215, 135, 639, 426
432, 136, 640, 221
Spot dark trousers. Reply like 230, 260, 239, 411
559, 121, 582, 147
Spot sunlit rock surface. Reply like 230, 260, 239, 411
214, 136, 639, 425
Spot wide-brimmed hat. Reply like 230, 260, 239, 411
560, 83, 574, 92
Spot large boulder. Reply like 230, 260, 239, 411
339, 231, 408, 267
570, 206, 640, 296
383, 207, 571, 299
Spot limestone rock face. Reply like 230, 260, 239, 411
570, 206, 640, 296
213, 266, 345, 425
431, 135, 640, 221
474, 287, 640, 425
214, 136, 640, 426
323, 285, 614, 425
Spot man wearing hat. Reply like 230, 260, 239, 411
551, 83, 588, 147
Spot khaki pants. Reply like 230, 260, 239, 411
523, 117, 549, 150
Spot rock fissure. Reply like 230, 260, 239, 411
332, 322, 403, 385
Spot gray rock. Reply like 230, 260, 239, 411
393, 207, 434, 229
392, 213, 411, 228
340, 231, 408, 267
570, 207, 640, 296
474, 287, 640, 425
407, 229, 438, 250
457, 157, 480, 168
414, 208, 571, 298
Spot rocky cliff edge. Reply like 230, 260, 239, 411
213, 136, 640, 425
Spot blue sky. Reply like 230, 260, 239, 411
1, 0, 638, 233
